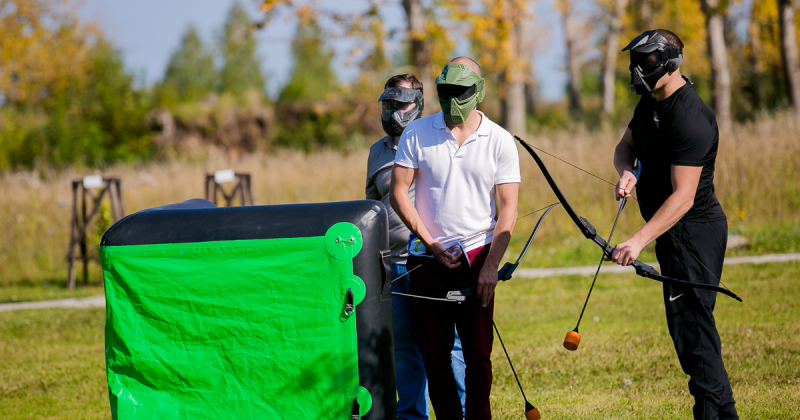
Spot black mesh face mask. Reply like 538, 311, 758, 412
378, 87, 424, 137
622, 31, 683, 95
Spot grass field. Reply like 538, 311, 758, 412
1, 261, 798, 419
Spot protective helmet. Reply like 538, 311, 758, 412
378, 86, 424, 137
622, 30, 682, 95
435, 63, 485, 124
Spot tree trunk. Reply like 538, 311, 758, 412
639, 0, 652, 27
779, 0, 800, 120
503, 3, 530, 136
700, 0, 732, 130
602, 0, 628, 116
562, 7, 582, 116
402, 0, 434, 109
504, 77, 527, 135
525, 69, 537, 116
749, 17, 765, 110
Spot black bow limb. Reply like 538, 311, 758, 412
514, 136, 742, 303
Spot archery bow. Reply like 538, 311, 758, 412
514, 136, 743, 303
390, 202, 561, 303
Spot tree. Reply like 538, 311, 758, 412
503, 3, 531, 136
403, 0, 432, 104
779, 0, 800, 120
401, 0, 457, 111
443, 0, 533, 132
0, 0, 95, 107
601, 0, 629, 116
625, 0, 710, 87
158, 25, 217, 106
278, 16, 337, 102
219, 1, 266, 96
556, 0, 583, 116
699, 0, 732, 130
0, 0, 152, 168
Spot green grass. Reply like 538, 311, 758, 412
0, 308, 108, 419
485, 261, 800, 419
1, 262, 798, 419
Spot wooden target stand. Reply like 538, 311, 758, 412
67, 176, 124, 289
205, 170, 254, 207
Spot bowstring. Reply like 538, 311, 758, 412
525, 142, 734, 294
389, 202, 560, 285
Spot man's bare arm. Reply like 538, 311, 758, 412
390, 164, 462, 268
612, 165, 701, 265
614, 128, 637, 199
476, 182, 519, 307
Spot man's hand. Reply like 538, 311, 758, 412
477, 264, 498, 307
429, 242, 462, 269
610, 237, 645, 266
616, 170, 637, 200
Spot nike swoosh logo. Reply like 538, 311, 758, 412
669, 294, 684, 302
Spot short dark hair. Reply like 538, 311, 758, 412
385, 74, 423, 94
654, 29, 684, 49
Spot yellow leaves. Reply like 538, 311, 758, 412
554, 0, 572, 16
444, 0, 533, 92
0, 0, 97, 106
259, 0, 292, 14
623, 0, 710, 77
749, 0, 782, 73
422, 19, 455, 71
295, 5, 315, 26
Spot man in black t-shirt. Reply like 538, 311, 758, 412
610, 29, 738, 420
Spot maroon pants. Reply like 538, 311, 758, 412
408, 245, 494, 420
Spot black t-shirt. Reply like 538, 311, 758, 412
628, 78, 726, 223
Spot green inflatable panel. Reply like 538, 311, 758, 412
102, 234, 367, 419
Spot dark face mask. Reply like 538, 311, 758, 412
381, 100, 421, 137
378, 87, 424, 137
629, 51, 668, 95
623, 31, 682, 95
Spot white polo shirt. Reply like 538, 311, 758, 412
395, 111, 521, 252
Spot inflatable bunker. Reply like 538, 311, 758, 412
100, 199, 397, 420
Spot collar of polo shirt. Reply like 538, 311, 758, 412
432, 111, 490, 138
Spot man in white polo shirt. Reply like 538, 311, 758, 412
390, 57, 520, 420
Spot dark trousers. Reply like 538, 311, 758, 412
656, 220, 738, 420
408, 245, 494, 420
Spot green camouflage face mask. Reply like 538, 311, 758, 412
435, 63, 486, 124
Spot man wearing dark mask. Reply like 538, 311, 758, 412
366, 74, 466, 419
610, 29, 737, 420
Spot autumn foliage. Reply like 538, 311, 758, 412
1, 0, 799, 169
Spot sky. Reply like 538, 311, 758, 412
80, 0, 570, 101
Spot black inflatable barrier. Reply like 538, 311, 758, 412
102, 199, 397, 420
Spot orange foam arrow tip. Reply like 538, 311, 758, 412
563, 330, 581, 351
525, 406, 541, 420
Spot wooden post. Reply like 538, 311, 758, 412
67, 181, 79, 289
66, 177, 124, 289
81, 185, 88, 286
205, 172, 254, 207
